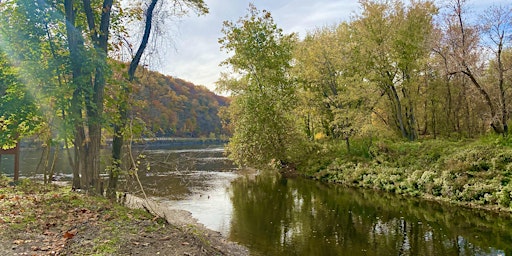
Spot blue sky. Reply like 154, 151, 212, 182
153, 0, 509, 93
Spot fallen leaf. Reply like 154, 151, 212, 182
181, 242, 190, 246
63, 231, 75, 239
102, 213, 112, 221
40, 246, 52, 251
13, 240, 24, 245
43, 230, 55, 236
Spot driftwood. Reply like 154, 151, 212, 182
124, 194, 197, 227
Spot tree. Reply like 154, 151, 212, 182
0, 51, 40, 149
1, 0, 209, 194
293, 26, 345, 140
0, 0, 72, 183
107, 0, 208, 199
351, 0, 437, 141
440, 0, 512, 135
480, 4, 512, 134
63, 0, 114, 193
218, 5, 301, 169
292, 24, 374, 151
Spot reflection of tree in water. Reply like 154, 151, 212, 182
229, 173, 296, 255
229, 172, 512, 255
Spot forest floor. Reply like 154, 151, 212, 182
0, 177, 248, 256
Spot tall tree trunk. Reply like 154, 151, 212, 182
431, 99, 437, 139
453, 0, 504, 134
404, 88, 417, 141
387, 84, 408, 139
64, 0, 86, 189
81, 0, 113, 194
497, 41, 508, 135
108, 0, 159, 199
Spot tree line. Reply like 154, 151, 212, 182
218, 0, 512, 169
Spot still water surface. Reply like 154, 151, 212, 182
3, 146, 512, 255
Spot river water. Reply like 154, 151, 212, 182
3, 146, 512, 255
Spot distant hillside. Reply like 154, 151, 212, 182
131, 69, 229, 138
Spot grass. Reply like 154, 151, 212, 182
0, 178, 170, 255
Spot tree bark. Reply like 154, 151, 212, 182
497, 38, 508, 135
64, 0, 87, 189
108, 0, 159, 199
80, 0, 113, 194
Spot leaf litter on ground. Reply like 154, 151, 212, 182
0, 177, 245, 255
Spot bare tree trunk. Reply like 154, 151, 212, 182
36, 145, 49, 184
387, 84, 410, 140
65, 0, 86, 189
497, 38, 508, 135
109, 0, 159, 199
452, 0, 504, 134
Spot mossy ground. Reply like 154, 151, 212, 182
0, 177, 235, 255
299, 135, 512, 213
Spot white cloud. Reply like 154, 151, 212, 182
152, 0, 505, 93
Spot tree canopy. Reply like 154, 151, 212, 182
218, 4, 303, 169
218, 0, 512, 169
0, 0, 210, 194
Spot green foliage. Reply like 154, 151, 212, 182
0, 0, 74, 149
0, 0, 215, 195
350, 0, 437, 141
293, 24, 374, 145
218, 4, 304, 168
210, 0, 511, 213
0, 52, 41, 148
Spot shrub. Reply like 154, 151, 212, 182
300, 135, 512, 211
497, 183, 512, 209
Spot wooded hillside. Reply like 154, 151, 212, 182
130, 68, 229, 138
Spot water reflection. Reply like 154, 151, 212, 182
7, 147, 512, 255
229, 173, 512, 256
135, 147, 238, 234
137, 146, 236, 200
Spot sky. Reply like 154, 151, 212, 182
155, 0, 359, 93
152, 0, 509, 94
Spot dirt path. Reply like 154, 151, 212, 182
0, 178, 248, 255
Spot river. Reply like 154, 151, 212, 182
2, 146, 512, 255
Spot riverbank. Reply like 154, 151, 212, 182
300, 136, 512, 214
0, 177, 247, 255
